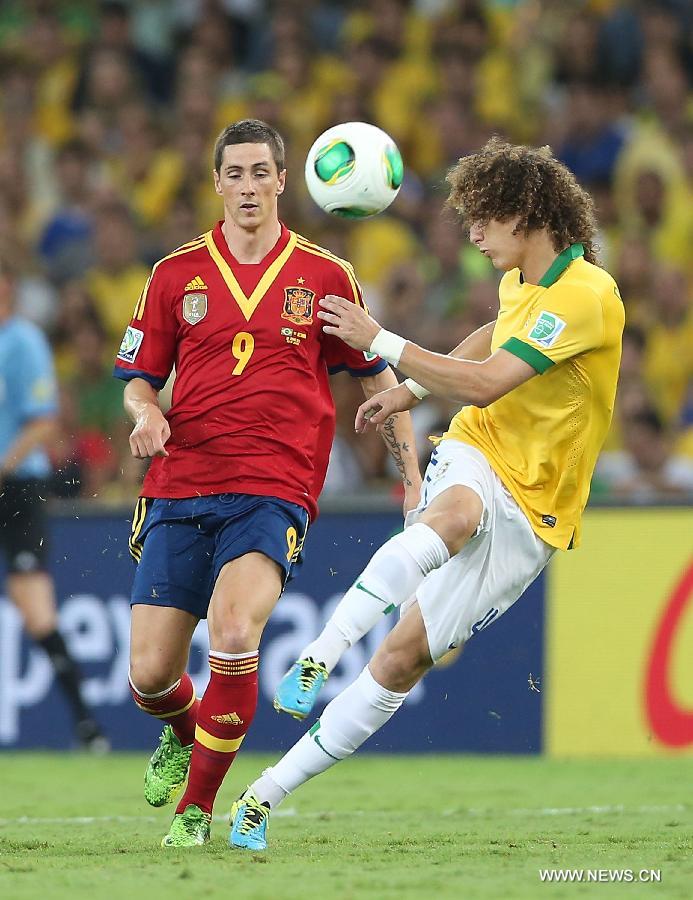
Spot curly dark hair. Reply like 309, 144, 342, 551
446, 136, 600, 265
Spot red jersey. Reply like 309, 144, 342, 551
113, 222, 387, 519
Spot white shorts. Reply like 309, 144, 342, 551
406, 440, 554, 662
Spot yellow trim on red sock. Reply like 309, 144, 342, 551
209, 662, 258, 676
194, 725, 245, 753
145, 694, 197, 719
208, 654, 259, 676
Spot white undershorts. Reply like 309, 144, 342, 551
405, 439, 554, 662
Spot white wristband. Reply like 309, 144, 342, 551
369, 329, 407, 367
403, 378, 430, 400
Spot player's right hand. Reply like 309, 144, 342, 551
355, 383, 420, 432
129, 408, 171, 458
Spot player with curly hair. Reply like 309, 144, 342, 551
230, 137, 624, 851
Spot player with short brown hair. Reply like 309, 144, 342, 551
114, 119, 421, 847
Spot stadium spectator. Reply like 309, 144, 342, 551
346, 213, 419, 302
105, 102, 182, 230
0, 201, 57, 330
25, 10, 80, 148
553, 12, 606, 86
155, 193, 201, 259
643, 265, 693, 425
38, 139, 96, 283
612, 234, 654, 329
72, 1, 173, 108
379, 261, 428, 339
0, 71, 52, 248
601, 325, 652, 455
84, 203, 149, 347
448, 276, 500, 348
72, 47, 141, 147
183, 4, 241, 79
66, 319, 129, 494
50, 280, 102, 376
556, 82, 628, 185
596, 408, 693, 501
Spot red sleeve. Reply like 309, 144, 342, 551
321, 264, 388, 378
113, 265, 177, 389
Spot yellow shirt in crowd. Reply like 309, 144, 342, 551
445, 244, 624, 550
86, 264, 151, 346
644, 311, 693, 424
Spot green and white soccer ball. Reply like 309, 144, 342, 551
305, 122, 404, 218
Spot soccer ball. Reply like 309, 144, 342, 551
305, 122, 403, 218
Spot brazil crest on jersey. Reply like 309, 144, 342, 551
113, 223, 387, 519
444, 244, 624, 550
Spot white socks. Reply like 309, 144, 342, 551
251, 666, 408, 806
300, 523, 449, 671
248, 529, 449, 808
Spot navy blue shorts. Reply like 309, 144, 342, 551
128, 493, 309, 619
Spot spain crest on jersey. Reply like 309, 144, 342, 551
183, 292, 207, 325
282, 286, 315, 325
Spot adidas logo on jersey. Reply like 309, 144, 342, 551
184, 275, 208, 291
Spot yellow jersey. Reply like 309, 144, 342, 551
444, 244, 624, 550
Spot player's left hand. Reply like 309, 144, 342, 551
355, 382, 418, 432
318, 295, 381, 351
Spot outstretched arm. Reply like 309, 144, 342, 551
353, 320, 497, 431
318, 296, 534, 414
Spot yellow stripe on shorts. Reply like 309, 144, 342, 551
129, 498, 148, 562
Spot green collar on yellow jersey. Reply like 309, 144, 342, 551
537, 243, 584, 288
502, 243, 585, 376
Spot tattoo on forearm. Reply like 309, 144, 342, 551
381, 415, 413, 486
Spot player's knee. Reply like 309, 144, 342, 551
209, 615, 263, 654
129, 656, 180, 696
423, 509, 478, 556
375, 642, 431, 693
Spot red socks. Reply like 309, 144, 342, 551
130, 672, 199, 746
176, 651, 259, 815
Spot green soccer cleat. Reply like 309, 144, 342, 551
229, 791, 270, 851
161, 804, 211, 847
144, 725, 193, 807
273, 657, 328, 720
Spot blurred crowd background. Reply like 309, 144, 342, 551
1, 0, 692, 506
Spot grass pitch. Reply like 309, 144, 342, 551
1, 754, 691, 900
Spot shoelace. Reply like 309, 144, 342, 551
155, 731, 187, 777
297, 659, 327, 692
152, 732, 172, 764
238, 801, 268, 835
